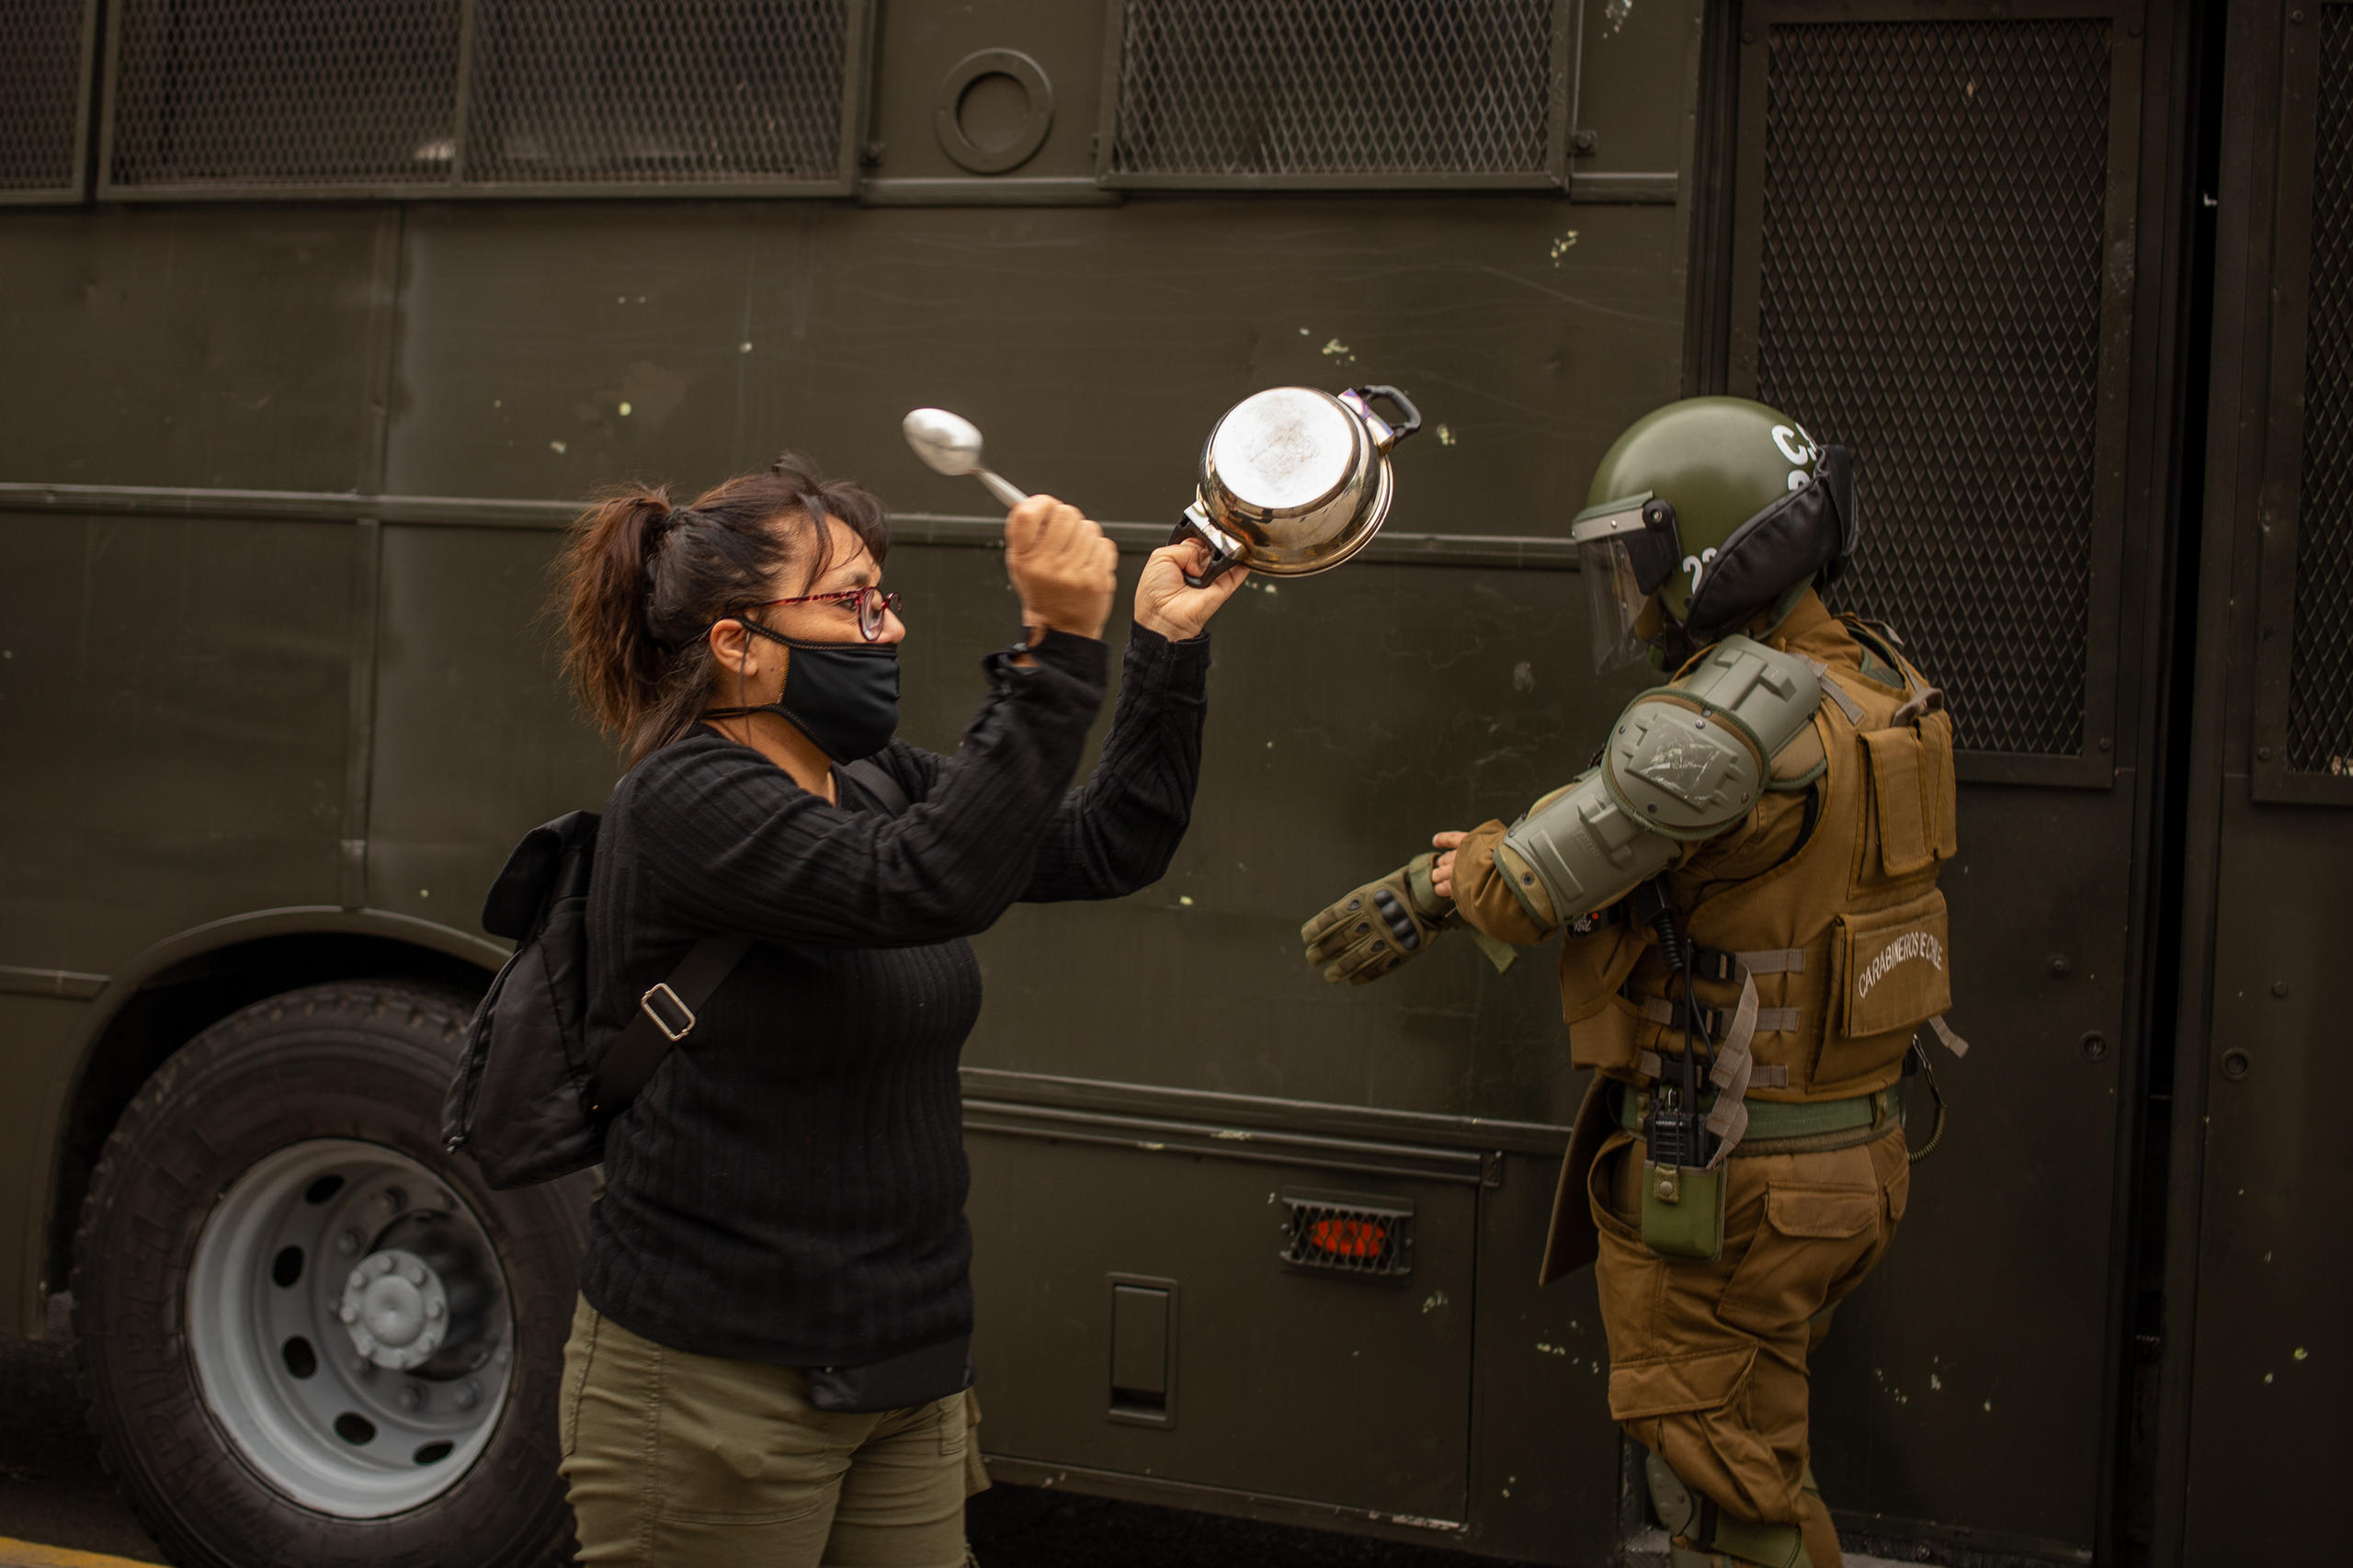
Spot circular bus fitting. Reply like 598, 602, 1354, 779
935, 50, 1053, 175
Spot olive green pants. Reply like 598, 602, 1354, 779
1590, 1127, 1910, 1568
559, 1298, 983, 1567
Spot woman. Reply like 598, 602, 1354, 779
551, 455, 1244, 1565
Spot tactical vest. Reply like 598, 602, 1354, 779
1552, 615, 1959, 1102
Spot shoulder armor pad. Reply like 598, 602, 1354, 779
1603, 637, 1823, 841
1495, 640, 1825, 932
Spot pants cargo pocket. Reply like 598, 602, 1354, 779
1721, 1173, 1886, 1337
1608, 1343, 1783, 1521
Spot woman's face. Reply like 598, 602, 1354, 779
756, 515, 906, 648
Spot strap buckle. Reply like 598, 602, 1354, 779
639, 982, 698, 1042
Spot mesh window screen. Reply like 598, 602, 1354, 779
466, 0, 850, 187
1755, 19, 2113, 757
1108, 0, 1559, 182
108, 0, 463, 189
2289, 8, 2353, 776
103, 0, 853, 195
0, 0, 91, 198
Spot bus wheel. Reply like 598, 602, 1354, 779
72, 982, 589, 1568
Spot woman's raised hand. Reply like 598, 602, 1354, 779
1005, 495, 1119, 642
1429, 829, 1470, 899
1133, 540, 1248, 642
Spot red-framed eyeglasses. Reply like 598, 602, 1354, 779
747, 586, 901, 642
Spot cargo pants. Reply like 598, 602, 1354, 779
559, 1298, 988, 1567
1589, 1125, 1909, 1568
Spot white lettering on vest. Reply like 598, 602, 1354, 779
1855, 929, 1945, 1002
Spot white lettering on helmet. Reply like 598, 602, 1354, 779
1771, 423, 1817, 466
1682, 546, 1719, 590
1855, 929, 1947, 1002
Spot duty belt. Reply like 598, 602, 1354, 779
1612, 1078, 1901, 1151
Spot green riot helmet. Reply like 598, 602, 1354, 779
1567, 396, 1857, 670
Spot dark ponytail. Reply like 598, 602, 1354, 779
555, 455, 890, 763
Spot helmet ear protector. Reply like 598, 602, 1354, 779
1683, 443, 1857, 644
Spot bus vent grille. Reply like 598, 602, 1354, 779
108, 0, 464, 191
102, 0, 852, 196
1, 0, 91, 201
1280, 1197, 1414, 1278
1107, 0, 1561, 186
1755, 17, 2113, 758
465, 0, 848, 188
2290, 6, 2353, 776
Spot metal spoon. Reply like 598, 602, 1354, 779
903, 407, 1030, 510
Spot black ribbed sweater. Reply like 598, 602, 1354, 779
579, 627, 1211, 1366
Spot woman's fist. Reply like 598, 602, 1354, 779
1133, 540, 1248, 642
1004, 495, 1118, 642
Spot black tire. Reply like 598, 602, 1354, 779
73, 982, 591, 1568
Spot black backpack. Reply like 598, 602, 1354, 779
442, 758, 909, 1188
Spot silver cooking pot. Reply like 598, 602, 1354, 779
1172, 384, 1422, 586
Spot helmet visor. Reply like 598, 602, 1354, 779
1572, 497, 1665, 672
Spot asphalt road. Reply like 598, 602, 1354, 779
0, 1333, 1495, 1568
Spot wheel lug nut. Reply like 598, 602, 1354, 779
404, 1264, 426, 1286
351, 1356, 373, 1378
336, 1228, 363, 1256
454, 1381, 481, 1411
426, 1301, 444, 1320
339, 1303, 358, 1324
377, 1187, 406, 1218
398, 1385, 426, 1412
347, 1269, 366, 1290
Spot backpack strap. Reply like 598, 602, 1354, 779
591, 934, 754, 1116
842, 756, 910, 817
592, 756, 915, 1117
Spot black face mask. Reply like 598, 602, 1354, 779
705, 619, 900, 763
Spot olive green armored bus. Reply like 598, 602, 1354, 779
0, 2, 2343, 1565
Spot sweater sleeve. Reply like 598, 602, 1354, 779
1020, 627, 1212, 903
631, 630, 1109, 948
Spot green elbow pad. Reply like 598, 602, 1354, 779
1502, 635, 1824, 921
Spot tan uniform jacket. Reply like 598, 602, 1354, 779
1451, 589, 1958, 1279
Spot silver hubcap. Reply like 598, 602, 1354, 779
186, 1139, 514, 1517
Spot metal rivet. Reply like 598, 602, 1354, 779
1655, 1179, 1677, 1200
1521, 873, 1536, 885
2272, 980, 2290, 998
2079, 1031, 2109, 1062
2048, 954, 2072, 979
2222, 1049, 2253, 1081
2257, 745, 2273, 761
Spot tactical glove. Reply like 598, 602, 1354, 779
1302, 853, 1452, 985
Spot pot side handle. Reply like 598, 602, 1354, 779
1351, 384, 1423, 449
1170, 509, 1245, 590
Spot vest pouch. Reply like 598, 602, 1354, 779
1560, 921, 1646, 1074
1640, 1159, 1727, 1263
1857, 715, 1958, 889
1816, 889, 1953, 1090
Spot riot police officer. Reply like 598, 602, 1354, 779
1302, 397, 1964, 1568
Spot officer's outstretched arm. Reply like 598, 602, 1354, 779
1301, 852, 1455, 985
1466, 634, 1826, 938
